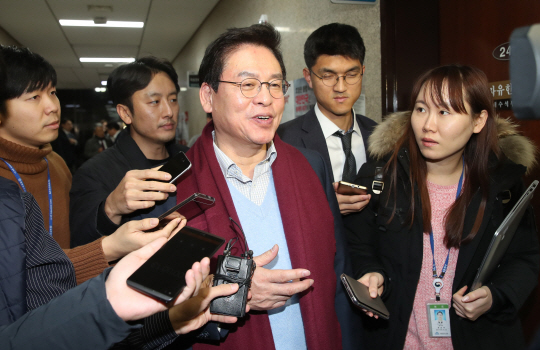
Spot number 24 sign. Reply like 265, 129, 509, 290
493, 42, 510, 61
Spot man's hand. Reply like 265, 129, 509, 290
333, 182, 371, 215
452, 286, 493, 321
357, 272, 384, 318
169, 276, 244, 334
102, 217, 186, 262
105, 240, 210, 321
248, 245, 313, 311
104, 169, 177, 224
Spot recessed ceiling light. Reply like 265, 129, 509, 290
80, 57, 135, 63
95, 87, 107, 92
101, 80, 107, 86
60, 20, 144, 28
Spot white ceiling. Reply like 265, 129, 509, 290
0, 0, 220, 89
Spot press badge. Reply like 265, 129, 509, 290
426, 300, 451, 337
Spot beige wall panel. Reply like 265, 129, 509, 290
173, 0, 381, 138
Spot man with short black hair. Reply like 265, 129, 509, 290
70, 56, 188, 247
278, 23, 377, 215
176, 24, 363, 350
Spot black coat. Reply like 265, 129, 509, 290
69, 129, 188, 247
277, 108, 377, 182
0, 177, 136, 349
344, 149, 539, 350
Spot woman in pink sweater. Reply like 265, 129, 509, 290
345, 64, 539, 349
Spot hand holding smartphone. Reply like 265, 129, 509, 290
127, 226, 225, 303
336, 181, 367, 196
154, 151, 192, 184
341, 273, 389, 320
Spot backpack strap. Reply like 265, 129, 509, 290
371, 166, 384, 215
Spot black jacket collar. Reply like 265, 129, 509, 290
114, 128, 186, 169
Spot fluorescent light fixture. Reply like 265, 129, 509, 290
180, 87, 188, 92
276, 27, 291, 32
101, 80, 107, 86
60, 19, 143, 28
95, 87, 107, 92
80, 57, 135, 63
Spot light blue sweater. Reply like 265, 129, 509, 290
226, 175, 307, 350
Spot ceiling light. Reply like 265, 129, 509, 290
276, 27, 291, 32
59, 20, 144, 28
101, 80, 107, 86
80, 57, 135, 63
95, 87, 107, 92
180, 87, 188, 92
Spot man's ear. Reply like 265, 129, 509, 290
117, 104, 132, 125
200, 83, 214, 114
303, 68, 313, 89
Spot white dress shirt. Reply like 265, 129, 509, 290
212, 131, 277, 206
314, 103, 366, 182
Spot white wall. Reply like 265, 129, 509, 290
172, 0, 381, 138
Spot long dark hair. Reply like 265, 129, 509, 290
386, 65, 501, 248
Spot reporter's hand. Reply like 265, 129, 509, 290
102, 217, 185, 262
169, 276, 245, 334
248, 245, 313, 311
358, 272, 384, 318
333, 182, 371, 215
452, 286, 492, 321
105, 239, 209, 321
104, 168, 177, 224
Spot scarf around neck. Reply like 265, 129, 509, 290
177, 122, 341, 350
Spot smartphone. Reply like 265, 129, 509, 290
337, 181, 368, 195
127, 226, 225, 303
341, 273, 390, 320
155, 151, 192, 183
158, 193, 215, 221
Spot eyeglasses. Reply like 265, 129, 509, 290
218, 78, 290, 99
310, 70, 363, 87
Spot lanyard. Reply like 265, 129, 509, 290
430, 158, 464, 300
0, 157, 53, 236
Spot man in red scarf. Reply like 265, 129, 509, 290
174, 24, 363, 350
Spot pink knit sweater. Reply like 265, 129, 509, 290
404, 181, 460, 349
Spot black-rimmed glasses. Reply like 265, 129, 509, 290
218, 78, 290, 98
310, 70, 363, 87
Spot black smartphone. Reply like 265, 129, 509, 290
337, 181, 368, 195
127, 226, 225, 303
341, 273, 390, 320
158, 193, 215, 221
155, 151, 191, 183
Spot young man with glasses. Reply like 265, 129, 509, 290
278, 23, 377, 215
175, 23, 363, 350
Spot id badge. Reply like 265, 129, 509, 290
426, 300, 451, 337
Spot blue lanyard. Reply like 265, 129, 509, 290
0, 157, 53, 236
429, 158, 464, 279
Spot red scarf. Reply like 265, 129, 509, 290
178, 122, 341, 350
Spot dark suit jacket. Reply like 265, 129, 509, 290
296, 147, 366, 350
277, 108, 377, 182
